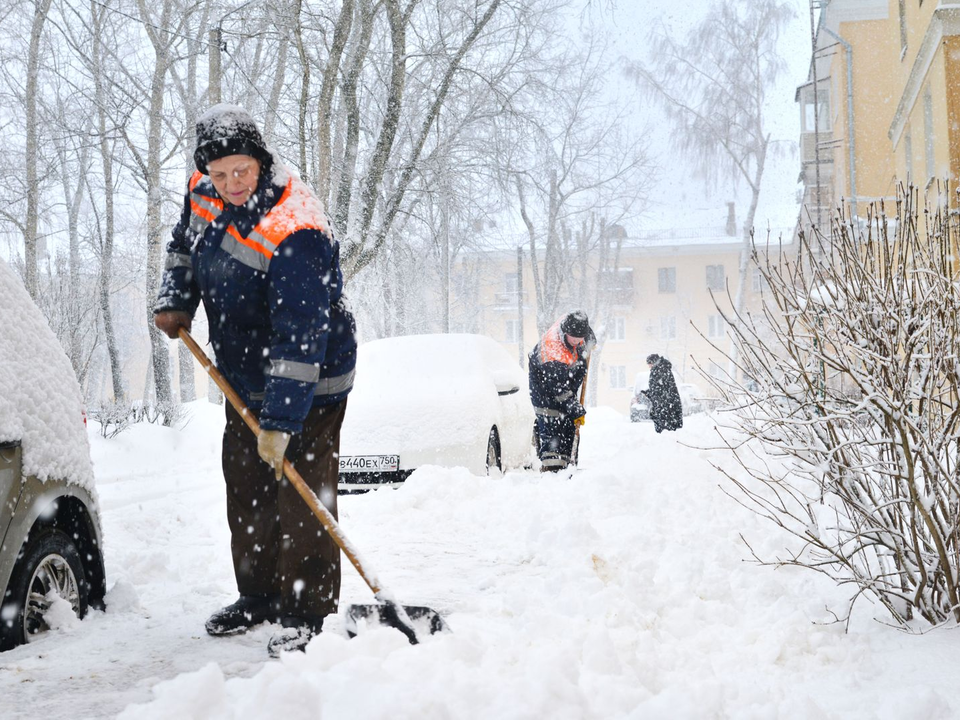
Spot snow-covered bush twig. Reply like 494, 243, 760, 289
703, 185, 960, 629
90, 400, 186, 438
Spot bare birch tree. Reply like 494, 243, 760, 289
129, 0, 193, 419
508, 40, 653, 335
22, 0, 54, 300
627, 0, 794, 337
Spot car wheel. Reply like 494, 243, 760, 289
0, 529, 88, 651
486, 427, 502, 474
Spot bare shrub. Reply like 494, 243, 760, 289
90, 400, 186, 438
704, 186, 960, 628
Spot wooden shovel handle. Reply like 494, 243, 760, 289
177, 328, 384, 596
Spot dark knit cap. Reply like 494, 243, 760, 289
560, 311, 590, 338
194, 104, 272, 175
646, 353, 660, 365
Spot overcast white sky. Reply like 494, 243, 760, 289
571, 0, 814, 233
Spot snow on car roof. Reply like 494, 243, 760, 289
0, 260, 95, 490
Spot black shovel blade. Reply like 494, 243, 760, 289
345, 603, 450, 643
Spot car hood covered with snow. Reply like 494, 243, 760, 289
0, 260, 95, 490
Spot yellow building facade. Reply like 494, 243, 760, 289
800, 1, 960, 221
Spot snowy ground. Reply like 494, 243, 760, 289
2, 402, 959, 719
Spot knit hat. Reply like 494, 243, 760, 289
194, 104, 272, 175
646, 353, 661, 365
560, 311, 590, 338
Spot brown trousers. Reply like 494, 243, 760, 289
222, 399, 346, 619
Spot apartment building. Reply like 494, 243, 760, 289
453, 220, 793, 411
799, 0, 960, 224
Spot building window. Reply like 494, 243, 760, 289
660, 315, 677, 340
600, 268, 634, 305
709, 361, 727, 380
609, 316, 626, 341
504, 273, 519, 294
505, 319, 520, 343
752, 268, 767, 292
924, 86, 935, 181
708, 314, 725, 338
609, 365, 627, 389
706, 265, 725, 292
658, 267, 676, 293
802, 88, 831, 133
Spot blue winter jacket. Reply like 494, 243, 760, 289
154, 166, 356, 434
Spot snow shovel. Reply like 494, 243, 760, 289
178, 328, 448, 645
571, 354, 591, 466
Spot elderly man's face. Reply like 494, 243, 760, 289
566, 334, 585, 348
207, 154, 261, 207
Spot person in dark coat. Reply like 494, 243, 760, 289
528, 311, 595, 471
642, 354, 683, 433
153, 104, 356, 657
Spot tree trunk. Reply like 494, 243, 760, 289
316, 0, 354, 204
333, 0, 377, 234
294, 0, 311, 185
23, 0, 54, 300
52, 123, 90, 382
91, 1, 124, 403
516, 177, 544, 334
139, 0, 175, 416
263, 5, 290, 144
731, 134, 768, 376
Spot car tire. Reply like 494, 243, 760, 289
486, 426, 502, 474
0, 529, 88, 651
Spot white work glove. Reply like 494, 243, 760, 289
258, 430, 291, 480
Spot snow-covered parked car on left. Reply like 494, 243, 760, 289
338, 333, 536, 491
0, 260, 106, 651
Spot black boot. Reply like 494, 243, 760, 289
267, 615, 325, 657
205, 594, 282, 637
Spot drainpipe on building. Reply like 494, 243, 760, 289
821, 26, 858, 218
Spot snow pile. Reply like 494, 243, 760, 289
111, 409, 958, 719
5, 402, 960, 719
0, 259, 94, 489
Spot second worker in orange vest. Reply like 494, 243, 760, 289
528, 311, 595, 471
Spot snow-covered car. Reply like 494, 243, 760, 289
338, 333, 536, 491
677, 382, 704, 415
629, 371, 704, 422
0, 260, 106, 651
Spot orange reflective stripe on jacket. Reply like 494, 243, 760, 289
187, 170, 330, 267
539, 321, 577, 365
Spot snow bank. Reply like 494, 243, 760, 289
116, 412, 960, 720
7, 402, 960, 719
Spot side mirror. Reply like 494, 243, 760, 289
496, 383, 520, 396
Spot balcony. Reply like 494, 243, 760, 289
800, 131, 835, 165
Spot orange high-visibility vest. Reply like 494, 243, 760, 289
539, 320, 577, 366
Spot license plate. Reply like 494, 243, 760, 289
339, 454, 400, 473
